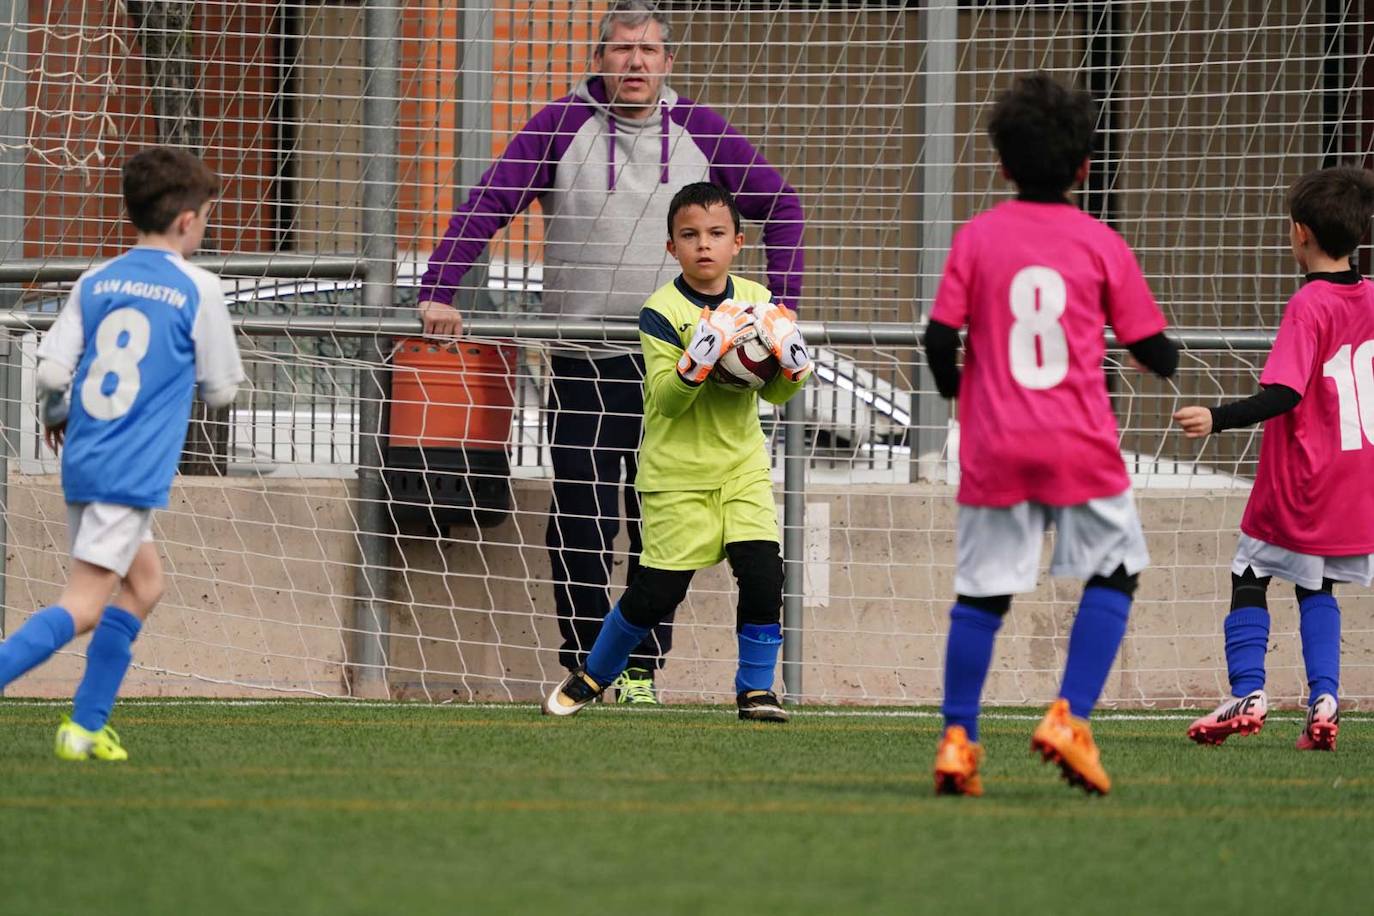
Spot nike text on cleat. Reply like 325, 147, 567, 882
934, 725, 984, 797
614, 667, 660, 706
1187, 689, 1268, 746
541, 669, 606, 717
1296, 693, 1339, 751
1030, 698, 1111, 796
736, 690, 789, 723
54, 716, 128, 762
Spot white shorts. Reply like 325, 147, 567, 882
1231, 534, 1374, 591
956, 491, 1151, 597
67, 502, 154, 578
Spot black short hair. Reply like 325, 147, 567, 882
1288, 167, 1374, 259
987, 72, 1098, 198
122, 146, 219, 234
667, 182, 741, 237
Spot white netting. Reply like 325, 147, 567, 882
0, 2, 1370, 706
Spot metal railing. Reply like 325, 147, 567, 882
0, 307, 1276, 698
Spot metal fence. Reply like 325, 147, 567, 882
0, 306, 1276, 695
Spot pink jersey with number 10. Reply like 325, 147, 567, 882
931, 200, 1169, 508
1242, 278, 1374, 555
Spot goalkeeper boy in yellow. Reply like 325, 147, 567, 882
543, 182, 811, 721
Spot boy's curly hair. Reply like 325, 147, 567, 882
988, 72, 1098, 199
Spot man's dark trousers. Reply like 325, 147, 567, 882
546, 353, 673, 673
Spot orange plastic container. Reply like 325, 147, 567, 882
388, 338, 517, 450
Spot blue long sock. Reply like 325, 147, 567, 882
941, 603, 1003, 742
1298, 593, 1340, 704
735, 623, 783, 694
0, 606, 75, 689
1060, 587, 1132, 719
1224, 607, 1270, 696
585, 605, 651, 686
72, 606, 141, 732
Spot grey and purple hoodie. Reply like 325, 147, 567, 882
418, 76, 805, 331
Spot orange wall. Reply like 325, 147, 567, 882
22, 2, 603, 263
24, 2, 279, 259
401, 2, 601, 257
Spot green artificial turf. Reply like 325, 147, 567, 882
0, 701, 1370, 915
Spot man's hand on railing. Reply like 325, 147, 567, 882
419, 300, 463, 338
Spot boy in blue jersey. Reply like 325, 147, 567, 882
0, 147, 244, 760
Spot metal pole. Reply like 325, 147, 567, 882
0, 312, 1278, 352
0, 255, 364, 284
0, 0, 25, 657
914, 0, 957, 482
0, 333, 16, 661
0, 0, 24, 302
456, 0, 494, 313
781, 394, 806, 702
352, 0, 399, 698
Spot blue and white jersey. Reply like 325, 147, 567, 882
36, 246, 244, 508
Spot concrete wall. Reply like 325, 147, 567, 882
6, 474, 1371, 708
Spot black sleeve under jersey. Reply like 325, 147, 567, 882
922, 319, 962, 399
1209, 384, 1302, 432
1125, 331, 1180, 379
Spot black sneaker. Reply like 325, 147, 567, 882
737, 689, 789, 723
542, 669, 606, 717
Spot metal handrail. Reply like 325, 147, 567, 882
0, 311, 1278, 350
0, 255, 365, 284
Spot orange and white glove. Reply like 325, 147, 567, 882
754, 302, 812, 382
676, 300, 756, 385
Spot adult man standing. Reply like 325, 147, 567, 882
418, 0, 804, 703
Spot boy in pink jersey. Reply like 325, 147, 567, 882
922, 73, 1178, 796
1176, 167, 1374, 752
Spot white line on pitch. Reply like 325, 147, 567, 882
0, 698, 1364, 722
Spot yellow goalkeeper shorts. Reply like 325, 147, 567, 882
638, 468, 780, 571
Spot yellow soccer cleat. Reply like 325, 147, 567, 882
934, 725, 985, 797
1030, 698, 1110, 795
54, 716, 128, 762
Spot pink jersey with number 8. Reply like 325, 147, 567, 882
931, 200, 1168, 507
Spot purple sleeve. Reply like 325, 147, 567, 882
672, 102, 806, 309
419, 100, 591, 306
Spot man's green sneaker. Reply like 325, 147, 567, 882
55, 716, 128, 761
614, 666, 660, 705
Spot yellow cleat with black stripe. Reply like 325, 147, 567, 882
54, 716, 128, 762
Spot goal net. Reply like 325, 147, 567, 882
0, 1, 1370, 707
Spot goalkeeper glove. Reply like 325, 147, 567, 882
754, 302, 813, 382
676, 301, 756, 385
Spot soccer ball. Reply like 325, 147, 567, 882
711, 321, 779, 391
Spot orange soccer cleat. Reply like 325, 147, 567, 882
934, 725, 985, 797
1030, 699, 1111, 796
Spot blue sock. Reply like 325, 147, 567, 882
585, 605, 651, 686
941, 603, 1003, 742
0, 606, 75, 689
735, 623, 783, 694
1224, 606, 1270, 696
1060, 587, 1132, 720
72, 606, 142, 732
1298, 593, 1340, 705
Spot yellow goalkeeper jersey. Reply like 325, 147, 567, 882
636, 274, 808, 493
